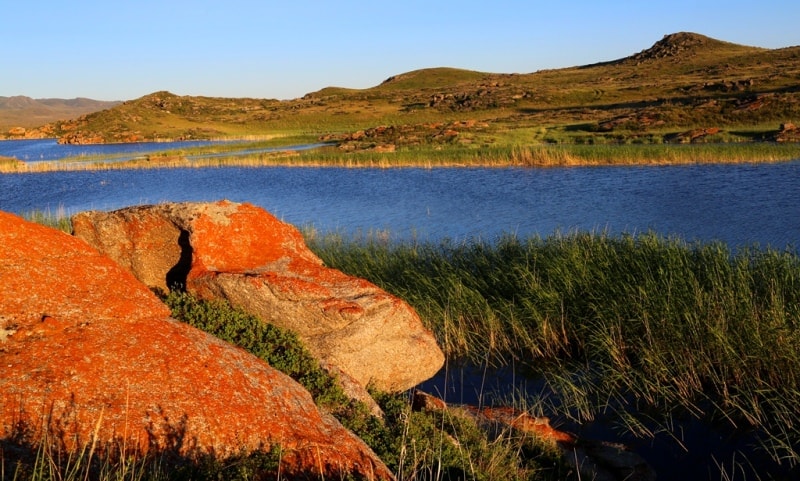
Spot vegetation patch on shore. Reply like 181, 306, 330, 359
307, 230, 800, 476
3, 141, 800, 174
3, 32, 799, 172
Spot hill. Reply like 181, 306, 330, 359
0, 96, 120, 134
17, 32, 800, 146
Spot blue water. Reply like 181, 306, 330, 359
0, 138, 327, 164
0, 138, 220, 161
3, 139, 800, 479
2, 156, 799, 249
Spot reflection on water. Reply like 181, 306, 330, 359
419, 361, 787, 481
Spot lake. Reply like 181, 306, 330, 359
1, 156, 799, 250
3, 139, 800, 479
0, 137, 326, 164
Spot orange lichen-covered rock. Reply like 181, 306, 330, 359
0, 211, 392, 479
412, 390, 575, 446
71, 207, 185, 291
471, 407, 577, 446
73, 201, 445, 393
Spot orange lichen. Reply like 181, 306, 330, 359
0, 210, 393, 479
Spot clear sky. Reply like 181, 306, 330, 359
4, 0, 799, 101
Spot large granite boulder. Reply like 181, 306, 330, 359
72, 201, 445, 393
0, 210, 392, 479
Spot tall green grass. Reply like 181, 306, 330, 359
21, 208, 72, 232
306, 230, 800, 469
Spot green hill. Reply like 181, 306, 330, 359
25, 32, 800, 146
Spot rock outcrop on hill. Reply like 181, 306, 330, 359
72, 201, 445, 394
627, 32, 733, 63
0, 211, 392, 479
770, 122, 800, 142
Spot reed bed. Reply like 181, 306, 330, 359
507, 142, 800, 166
3, 142, 799, 173
306, 230, 800, 469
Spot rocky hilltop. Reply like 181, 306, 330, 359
12, 32, 799, 148
625, 31, 758, 63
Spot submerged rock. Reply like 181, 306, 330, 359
72, 201, 445, 394
0, 210, 392, 479
412, 391, 656, 481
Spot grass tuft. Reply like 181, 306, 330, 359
21, 208, 72, 233
306, 230, 800, 473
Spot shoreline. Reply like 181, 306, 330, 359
2, 142, 800, 173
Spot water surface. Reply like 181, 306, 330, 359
2, 162, 799, 249
0, 138, 326, 164
0, 138, 219, 161
3, 151, 800, 479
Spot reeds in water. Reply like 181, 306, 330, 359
306, 230, 800, 469
4, 142, 800, 173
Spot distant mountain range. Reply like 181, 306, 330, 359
0, 96, 120, 131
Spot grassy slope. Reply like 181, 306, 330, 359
15, 32, 800, 167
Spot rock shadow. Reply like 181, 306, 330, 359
166, 229, 193, 291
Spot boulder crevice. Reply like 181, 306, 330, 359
72, 200, 445, 394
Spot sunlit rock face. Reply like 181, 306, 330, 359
0, 210, 392, 480
72, 201, 445, 393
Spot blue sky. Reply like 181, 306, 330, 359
4, 0, 799, 101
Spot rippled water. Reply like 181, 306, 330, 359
2, 160, 799, 249
3, 140, 800, 479
0, 138, 220, 161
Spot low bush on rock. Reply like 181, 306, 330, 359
164, 291, 351, 411
163, 291, 566, 480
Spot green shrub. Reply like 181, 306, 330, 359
163, 291, 351, 411
163, 291, 563, 480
